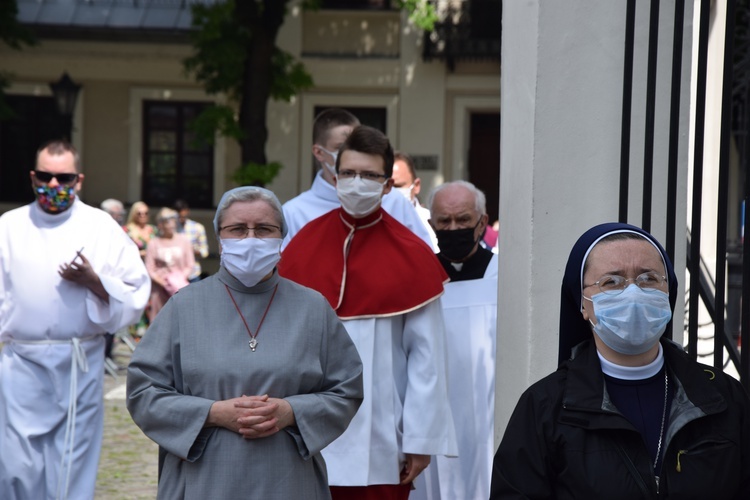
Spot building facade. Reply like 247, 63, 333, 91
0, 0, 501, 267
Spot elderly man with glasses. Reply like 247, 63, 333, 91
0, 140, 150, 499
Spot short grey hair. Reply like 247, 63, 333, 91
427, 180, 487, 217
156, 207, 178, 223
100, 198, 124, 214
213, 186, 288, 240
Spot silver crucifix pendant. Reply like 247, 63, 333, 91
248, 338, 258, 351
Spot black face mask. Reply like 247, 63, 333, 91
435, 221, 480, 261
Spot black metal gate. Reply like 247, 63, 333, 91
619, 0, 749, 389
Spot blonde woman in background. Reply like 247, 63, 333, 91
125, 201, 156, 260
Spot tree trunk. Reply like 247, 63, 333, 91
235, 0, 288, 186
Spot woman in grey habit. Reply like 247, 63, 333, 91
127, 186, 364, 500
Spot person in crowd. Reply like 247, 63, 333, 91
280, 126, 457, 500
124, 201, 155, 335
490, 222, 750, 499
144, 208, 194, 322
173, 199, 209, 282
0, 140, 150, 499
125, 200, 156, 259
392, 151, 438, 251
429, 180, 492, 282
411, 181, 498, 500
100, 197, 128, 364
100, 198, 126, 226
281, 108, 433, 250
483, 220, 499, 250
127, 186, 364, 499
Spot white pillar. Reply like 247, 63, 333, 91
495, 0, 693, 446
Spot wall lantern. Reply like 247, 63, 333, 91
49, 72, 82, 140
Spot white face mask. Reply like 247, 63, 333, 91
220, 237, 282, 287
336, 175, 386, 218
395, 184, 414, 202
317, 146, 338, 177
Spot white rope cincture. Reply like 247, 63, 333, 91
8, 335, 95, 500
55, 336, 90, 500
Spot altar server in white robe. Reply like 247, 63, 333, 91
411, 180, 498, 500
281, 108, 433, 250
127, 186, 364, 500
391, 150, 439, 252
0, 140, 150, 500
280, 126, 457, 500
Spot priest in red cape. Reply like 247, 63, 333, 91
279, 126, 457, 500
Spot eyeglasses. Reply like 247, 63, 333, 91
337, 170, 389, 182
584, 271, 668, 296
34, 171, 79, 184
219, 224, 281, 239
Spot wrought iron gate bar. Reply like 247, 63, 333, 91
666, 0, 686, 263
688, 0, 712, 361
716, 0, 737, 373
685, 233, 742, 369
742, 0, 750, 385
642, 0, 661, 233
619, 0, 637, 223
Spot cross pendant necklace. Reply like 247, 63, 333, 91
225, 283, 279, 352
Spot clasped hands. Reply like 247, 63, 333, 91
207, 395, 295, 439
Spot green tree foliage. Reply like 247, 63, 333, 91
0, 0, 36, 119
396, 0, 438, 31
184, 0, 313, 187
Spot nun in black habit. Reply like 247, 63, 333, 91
490, 222, 750, 499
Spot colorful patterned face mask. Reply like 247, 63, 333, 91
35, 184, 76, 213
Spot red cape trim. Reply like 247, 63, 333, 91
279, 208, 447, 318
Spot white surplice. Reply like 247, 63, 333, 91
411, 255, 498, 500
322, 298, 458, 486
0, 200, 150, 500
414, 202, 439, 252
281, 170, 434, 249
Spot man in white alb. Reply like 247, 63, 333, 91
411, 180, 498, 500
392, 150, 438, 251
0, 141, 150, 500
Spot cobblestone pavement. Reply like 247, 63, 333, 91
96, 341, 159, 499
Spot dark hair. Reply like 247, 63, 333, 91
173, 199, 189, 212
394, 151, 417, 180
312, 108, 360, 146
337, 126, 394, 177
36, 140, 81, 172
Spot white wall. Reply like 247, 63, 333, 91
496, 0, 693, 446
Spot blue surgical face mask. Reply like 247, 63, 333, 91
585, 284, 672, 355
